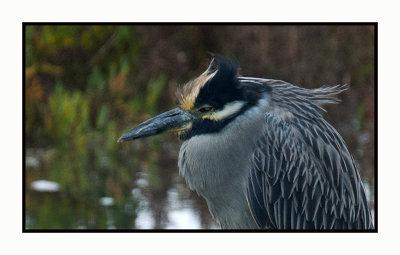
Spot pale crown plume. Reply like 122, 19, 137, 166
175, 59, 217, 110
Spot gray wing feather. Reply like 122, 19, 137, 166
246, 110, 373, 230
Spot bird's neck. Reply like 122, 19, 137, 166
177, 97, 269, 228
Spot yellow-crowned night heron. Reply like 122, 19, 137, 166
118, 55, 373, 230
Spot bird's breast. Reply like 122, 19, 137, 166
177, 101, 269, 228
178, 133, 258, 228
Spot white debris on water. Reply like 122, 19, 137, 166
25, 156, 39, 168
30, 180, 60, 192
99, 197, 114, 206
135, 178, 148, 188
26, 156, 40, 169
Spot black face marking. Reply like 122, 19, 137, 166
178, 55, 265, 140
198, 105, 214, 113
194, 56, 244, 110
178, 102, 254, 140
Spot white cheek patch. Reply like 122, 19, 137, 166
208, 101, 246, 120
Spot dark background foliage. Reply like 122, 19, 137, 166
24, 24, 375, 229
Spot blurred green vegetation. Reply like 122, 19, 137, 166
24, 25, 375, 229
25, 25, 168, 229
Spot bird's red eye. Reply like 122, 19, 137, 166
198, 106, 214, 113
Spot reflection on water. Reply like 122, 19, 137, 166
25, 137, 375, 230
25, 140, 218, 229
132, 175, 218, 229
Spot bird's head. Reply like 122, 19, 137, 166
118, 55, 264, 142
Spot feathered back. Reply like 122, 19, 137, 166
269, 80, 347, 119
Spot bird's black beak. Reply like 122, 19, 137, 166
118, 107, 194, 142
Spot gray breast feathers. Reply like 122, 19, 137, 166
178, 98, 269, 228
